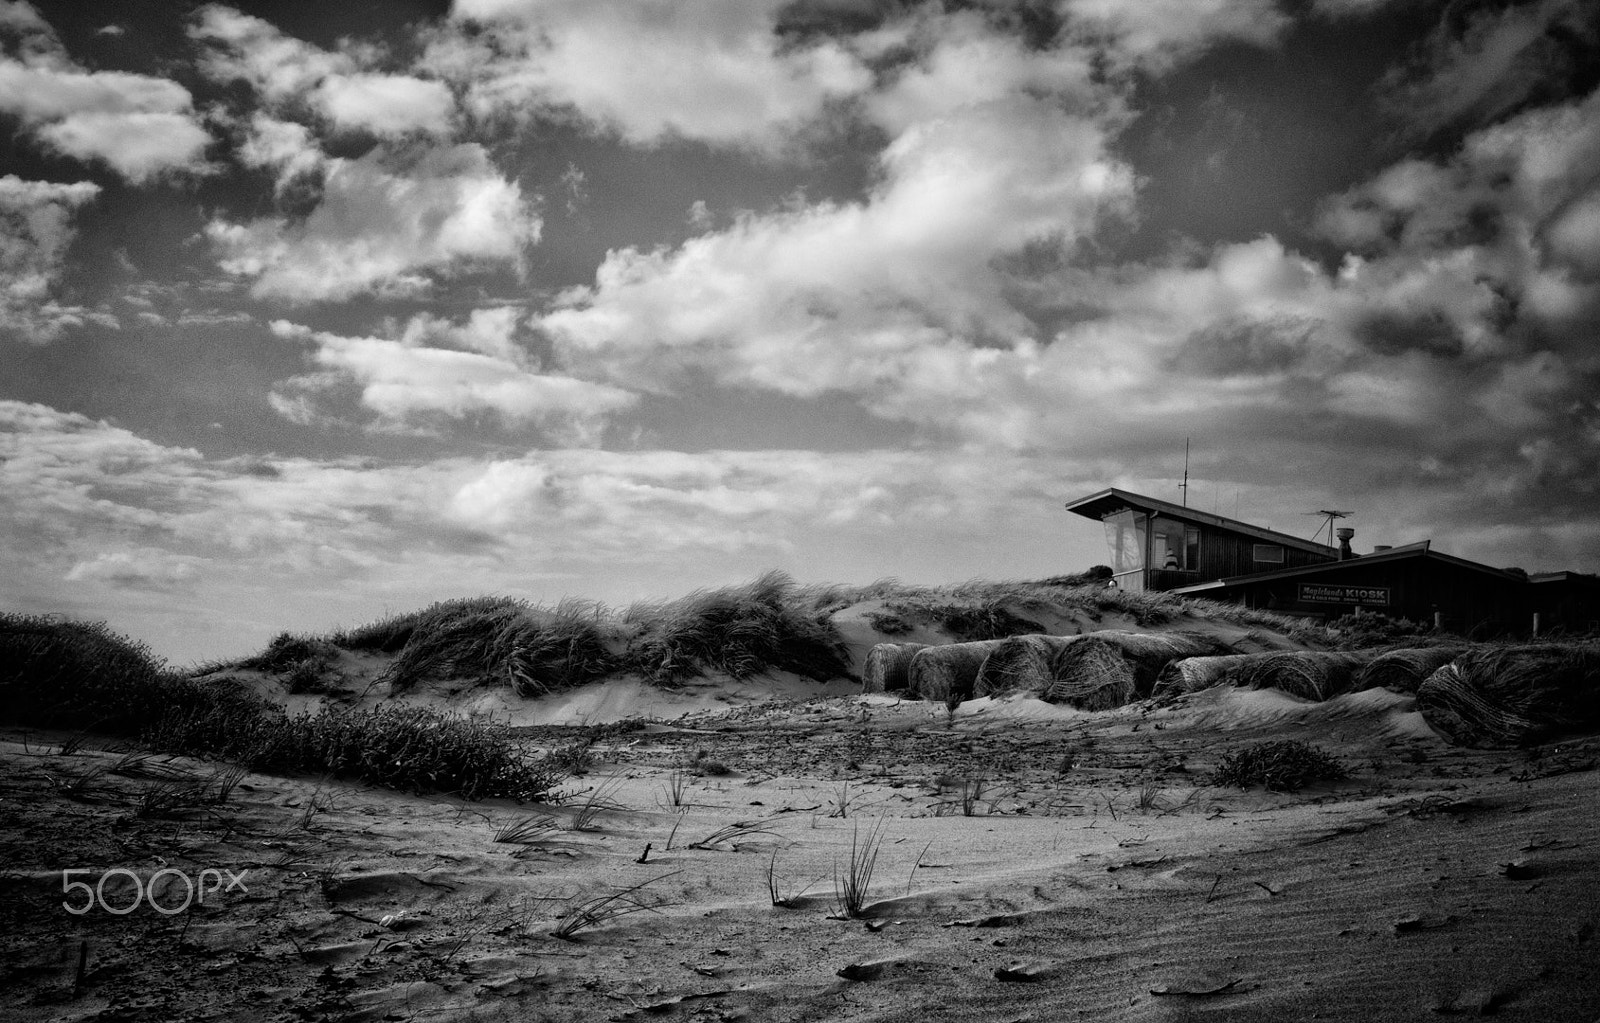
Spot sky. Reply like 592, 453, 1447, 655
2, 0, 1598, 665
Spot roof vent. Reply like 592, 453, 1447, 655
1372, 545, 1392, 553
1335, 527, 1355, 561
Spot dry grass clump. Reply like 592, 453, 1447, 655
1211, 740, 1346, 792
908, 641, 1010, 705
861, 642, 928, 694
1235, 651, 1376, 701
621, 571, 851, 686
1044, 631, 1230, 709
1151, 653, 1266, 699
370, 597, 619, 695
1354, 646, 1468, 694
1417, 643, 1600, 748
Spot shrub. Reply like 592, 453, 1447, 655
1210, 740, 1346, 792
1, 613, 194, 734
144, 702, 563, 801
1328, 612, 1434, 650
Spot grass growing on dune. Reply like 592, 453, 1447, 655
218, 568, 1329, 700
2, 613, 568, 802
620, 571, 851, 686
355, 597, 620, 696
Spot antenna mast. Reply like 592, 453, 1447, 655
1309, 509, 1354, 546
1180, 438, 1190, 507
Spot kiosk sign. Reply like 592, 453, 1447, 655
1299, 583, 1390, 606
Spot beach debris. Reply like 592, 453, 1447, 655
1149, 974, 1242, 997
994, 962, 1052, 983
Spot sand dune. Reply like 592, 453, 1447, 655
4, 679, 1597, 1022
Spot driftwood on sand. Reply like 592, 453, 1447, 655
973, 634, 1082, 698
1041, 631, 1231, 711
861, 642, 928, 694
1234, 651, 1374, 702
1352, 646, 1467, 694
1417, 644, 1600, 748
1151, 654, 1268, 700
907, 641, 1010, 705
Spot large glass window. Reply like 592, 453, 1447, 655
1102, 510, 1146, 573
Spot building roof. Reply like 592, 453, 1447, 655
1169, 539, 1525, 595
1064, 487, 1337, 558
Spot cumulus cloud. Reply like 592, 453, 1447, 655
206, 143, 540, 303
540, 13, 1134, 413
423, 0, 871, 151
268, 312, 637, 443
0, 6, 212, 182
0, 174, 107, 343
191, 4, 455, 137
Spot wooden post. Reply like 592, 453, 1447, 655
1532, 612, 1540, 638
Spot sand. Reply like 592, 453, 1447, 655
3, 677, 1598, 1023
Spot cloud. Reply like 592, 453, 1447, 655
1379, 0, 1599, 136
539, 12, 1135, 411
192, 4, 455, 137
312, 73, 455, 136
424, 0, 871, 151
236, 113, 325, 192
0, 8, 212, 182
206, 143, 540, 302
1060, 0, 1292, 72
0, 174, 108, 343
66, 548, 207, 591
191, 4, 351, 105
268, 312, 637, 443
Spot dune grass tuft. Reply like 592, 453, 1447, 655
1210, 740, 1346, 792
621, 570, 851, 686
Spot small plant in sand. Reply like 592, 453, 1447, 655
46, 765, 105, 799
203, 764, 249, 805
660, 768, 689, 809
688, 818, 783, 850
1210, 740, 1346, 792
550, 871, 680, 940
493, 813, 558, 844
134, 778, 202, 819
831, 816, 887, 919
957, 773, 988, 816
765, 849, 823, 908
1135, 782, 1164, 814
565, 776, 627, 831
829, 779, 853, 818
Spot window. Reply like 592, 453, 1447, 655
1253, 543, 1284, 564
1102, 510, 1146, 573
1151, 517, 1194, 570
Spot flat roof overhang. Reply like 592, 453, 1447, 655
1065, 487, 1337, 558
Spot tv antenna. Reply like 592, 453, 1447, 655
1305, 509, 1353, 546
1179, 438, 1190, 507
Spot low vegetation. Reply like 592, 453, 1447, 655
217, 569, 1332, 701
1, 613, 566, 802
1210, 740, 1347, 792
